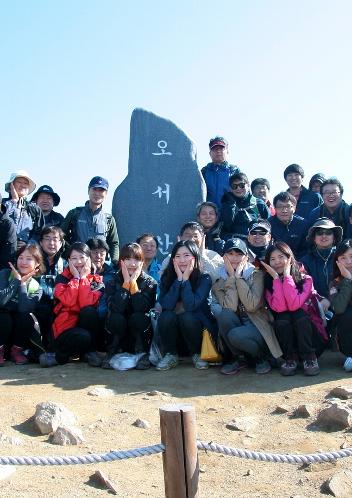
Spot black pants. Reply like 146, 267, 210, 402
105, 311, 151, 354
335, 306, 352, 356
53, 307, 101, 364
35, 302, 55, 350
274, 309, 315, 361
158, 311, 203, 355
0, 311, 37, 349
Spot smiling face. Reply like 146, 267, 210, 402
248, 229, 271, 247
337, 248, 352, 272
225, 249, 246, 269
321, 184, 342, 211
69, 249, 90, 272
181, 228, 203, 248
252, 183, 269, 201
285, 172, 302, 189
269, 249, 290, 275
88, 187, 107, 207
313, 228, 334, 250
198, 206, 217, 229
209, 145, 228, 164
36, 192, 54, 214
173, 246, 195, 273
139, 236, 158, 261
123, 257, 141, 276
90, 248, 107, 271
13, 177, 30, 198
17, 249, 37, 276
230, 179, 249, 199
40, 231, 63, 257
275, 200, 295, 224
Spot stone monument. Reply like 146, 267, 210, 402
112, 108, 206, 256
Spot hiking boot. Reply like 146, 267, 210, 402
10, 345, 28, 365
135, 353, 151, 370
101, 354, 113, 369
156, 353, 179, 371
255, 360, 272, 375
280, 359, 298, 376
84, 351, 102, 367
39, 352, 58, 368
303, 358, 320, 376
220, 361, 242, 375
0, 345, 5, 366
343, 357, 352, 372
192, 354, 209, 370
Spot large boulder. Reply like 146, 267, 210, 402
112, 108, 206, 255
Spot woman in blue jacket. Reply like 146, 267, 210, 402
156, 240, 213, 371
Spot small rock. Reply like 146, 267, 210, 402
245, 469, 253, 476
292, 404, 315, 418
273, 405, 290, 414
146, 390, 170, 397
52, 426, 84, 446
324, 470, 352, 497
329, 386, 352, 400
34, 401, 77, 435
284, 395, 290, 399
0, 466, 16, 481
298, 478, 304, 485
340, 440, 350, 449
316, 403, 352, 430
132, 418, 150, 429
120, 409, 128, 414
93, 470, 118, 495
88, 387, 115, 397
206, 407, 218, 413
226, 417, 257, 432
303, 461, 337, 472
199, 467, 206, 473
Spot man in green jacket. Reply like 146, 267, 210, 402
61, 176, 119, 265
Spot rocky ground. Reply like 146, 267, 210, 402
1, 351, 352, 497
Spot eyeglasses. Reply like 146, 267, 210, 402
315, 228, 334, 236
42, 236, 61, 243
249, 230, 268, 236
275, 204, 294, 211
322, 191, 340, 197
231, 182, 246, 190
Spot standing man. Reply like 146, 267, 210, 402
201, 136, 240, 208
284, 164, 322, 220
31, 185, 64, 226
61, 176, 119, 265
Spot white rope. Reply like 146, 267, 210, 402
197, 441, 352, 464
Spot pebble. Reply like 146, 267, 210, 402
87, 387, 115, 397
132, 418, 150, 429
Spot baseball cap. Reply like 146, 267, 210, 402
248, 220, 271, 234
88, 176, 109, 190
223, 237, 248, 255
209, 136, 228, 150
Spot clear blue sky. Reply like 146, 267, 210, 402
1, 0, 351, 215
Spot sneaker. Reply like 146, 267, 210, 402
135, 353, 151, 370
101, 354, 113, 369
220, 361, 242, 375
10, 345, 28, 365
156, 353, 179, 371
0, 345, 5, 367
84, 351, 102, 367
303, 358, 320, 376
192, 354, 209, 370
39, 352, 58, 368
255, 360, 272, 375
343, 357, 352, 372
280, 359, 298, 376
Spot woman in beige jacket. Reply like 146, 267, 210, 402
212, 238, 282, 375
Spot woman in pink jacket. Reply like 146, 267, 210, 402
262, 241, 328, 377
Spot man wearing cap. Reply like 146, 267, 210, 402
302, 218, 342, 299
284, 164, 322, 220
0, 193, 17, 270
247, 219, 272, 264
31, 185, 64, 227
201, 136, 240, 208
61, 176, 119, 264
3, 170, 45, 248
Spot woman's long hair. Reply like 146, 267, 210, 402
161, 240, 202, 292
331, 239, 352, 281
263, 241, 305, 293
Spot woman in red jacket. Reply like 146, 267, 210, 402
39, 242, 104, 367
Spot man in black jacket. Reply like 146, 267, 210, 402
0, 193, 17, 270
31, 185, 64, 226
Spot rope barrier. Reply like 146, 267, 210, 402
2, 441, 352, 466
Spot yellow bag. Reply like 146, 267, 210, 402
200, 329, 222, 363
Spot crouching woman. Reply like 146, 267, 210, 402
156, 240, 213, 371
0, 243, 44, 365
103, 242, 157, 369
212, 238, 282, 375
39, 242, 104, 367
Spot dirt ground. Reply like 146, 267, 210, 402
1, 351, 352, 498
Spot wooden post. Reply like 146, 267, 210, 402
159, 404, 199, 498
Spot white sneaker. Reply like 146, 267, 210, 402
343, 357, 352, 372
192, 354, 209, 370
156, 353, 179, 371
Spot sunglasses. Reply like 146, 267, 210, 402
315, 228, 333, 236
250, 230, 268, 236
231, 182, 246, 190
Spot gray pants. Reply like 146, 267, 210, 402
217, 308, 267, 360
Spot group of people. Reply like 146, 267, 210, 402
1, 135, 352, 378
